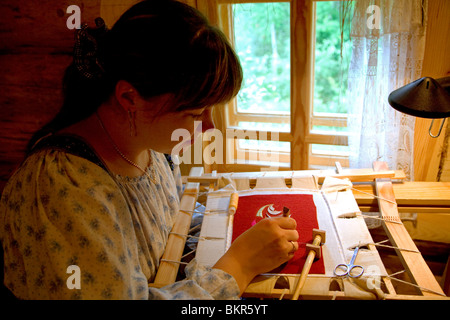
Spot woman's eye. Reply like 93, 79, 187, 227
186, 107, 210, 119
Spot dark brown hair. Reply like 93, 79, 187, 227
28, 0, 242, 151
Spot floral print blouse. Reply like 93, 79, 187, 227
0, 135, 239, 299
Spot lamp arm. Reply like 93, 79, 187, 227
429, 118, 447, 138
437, 76, 450, 94
428, 76, 450, 138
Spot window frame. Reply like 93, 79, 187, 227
205, 0, 350, 173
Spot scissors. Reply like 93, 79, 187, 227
334, 245, 364, 278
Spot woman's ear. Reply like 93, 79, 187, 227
114, 80, 140, 112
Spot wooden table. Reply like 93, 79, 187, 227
353, 181, 450, 214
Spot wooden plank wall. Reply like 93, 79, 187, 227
0, 1, 102, 192
414, 0, 450, 182
0, 0, 201, 193
410, 0, 450, 245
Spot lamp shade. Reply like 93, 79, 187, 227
388, 76, 450, 119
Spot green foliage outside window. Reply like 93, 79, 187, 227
233, 1, 353, 117
233, 2, 290, 115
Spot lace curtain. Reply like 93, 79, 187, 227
347, 0, 428, 180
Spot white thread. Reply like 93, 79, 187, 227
182, 190, 230, 197
175, 208, 228, 216
179, 209, 193, 216
261, 273, 302, 277
204, 209, 229, 215
182, 249, 196, 259
388, 270, 405, 278
279, 288, 288, 300
160, 259, 189, 265
361, 241, 420, 253
351, 187, 396, 204
193, 203, 204, 211
360, 214, 403, 225
177, 206, 207, 217
189, 224, 201, 234
386, 272, 447, 297
169, 232, 224, 241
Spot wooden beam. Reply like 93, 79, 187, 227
290, 0, 314, 170
353, 181, 450, 208
305, 131, 348, 146
312, 113, 347, 128
359, 205, 450, 214
373, 161, 445, 297
186, 168, 405, 185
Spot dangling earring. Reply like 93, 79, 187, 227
128, 110, 137, 136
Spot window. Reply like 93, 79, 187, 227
211, 0, 353, 172
311, 0, 352, 168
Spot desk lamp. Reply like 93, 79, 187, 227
388, 76, 450, 137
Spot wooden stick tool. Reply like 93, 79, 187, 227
227, 192, 239, 236
291, 228, 326, 300
228, 192, 239, 215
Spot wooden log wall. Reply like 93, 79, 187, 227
0, 0, 199, 193
0, 1, 105, 192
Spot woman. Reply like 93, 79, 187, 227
0, 0, 298, 299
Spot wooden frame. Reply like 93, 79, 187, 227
354, 182, 450, 214
149, 167, 203, 288
373, 162, 444, 297
152, 162, 448, 299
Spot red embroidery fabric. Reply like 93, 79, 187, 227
231, 194, 325, 274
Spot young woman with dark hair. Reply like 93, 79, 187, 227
0, 0, 298, 299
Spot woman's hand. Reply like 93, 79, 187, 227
213, 217, 299, 295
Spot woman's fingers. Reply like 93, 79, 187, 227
276, 216, 297, 230
214, 215, 301, 292
254, 217, 300, 259
265, 217, 299, 242
270, 218, 299, 257
287, 240, 298, 254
